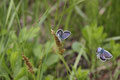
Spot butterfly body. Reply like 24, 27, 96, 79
56, 29, 71, 41
96, 47, 113, 61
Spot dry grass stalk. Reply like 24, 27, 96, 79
22, 53, 34, 74
51, 29, 65, 54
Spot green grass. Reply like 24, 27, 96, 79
0, 0, 120, 80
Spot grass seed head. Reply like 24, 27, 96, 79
22, 53, 34, 74
51, 29, 65, 54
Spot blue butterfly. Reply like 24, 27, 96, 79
56, 29, 71, 41
96, 47, 113, 62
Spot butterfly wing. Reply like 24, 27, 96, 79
99, 53, 106, 61
103, 50, 112, 59
61, 31, 71, 40
56, 29, 63, 36
56, 29, 64, 41
97, 53, 106, 61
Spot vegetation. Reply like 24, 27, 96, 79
0, 0, 120, 80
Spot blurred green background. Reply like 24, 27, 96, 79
0, 0, 120, 80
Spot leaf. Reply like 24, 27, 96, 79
14, 67, 26, 80
10, 52, 19, 70
0, 63, 11, 80
82, 24, 107, 50
13, 55, 22, 77
33, 44, 43, 59
72, 42, 82, 53
18, 76, 28, 80
44, 41, 53, 54
45, 54, 59, 66
75, 67, 89, 80
45, 75, 54, 80
19, 27, 40, 43
109, 41, 120, 59
0, 29, 7, 36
